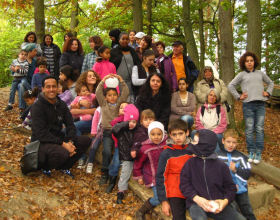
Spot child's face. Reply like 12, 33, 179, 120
105, 89, 118, 104
141, 117, 155, 129
79, 86, 90, 96
129, 120, 137, 130
101, 48, 111, 60
25, 97, 36, 106
170, 129, 189, 145
38, 65, 47, 74
191, 133, 199, 145
59, 72, 67, 81
150, 128, 163, 145
119, 103, 128, 115
245, 56, 254, 71
19, 51, 27, 60
58, 84, 63, 94
222, 136, 237, 152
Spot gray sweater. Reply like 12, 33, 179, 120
228, 70, 274, 102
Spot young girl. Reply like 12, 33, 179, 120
228, 51, 274, 164
133, 121, 167, 218
92, 46, 117, 80
70, 84, 96, 121
22, 87, 40, 129
58, 80, 73, 107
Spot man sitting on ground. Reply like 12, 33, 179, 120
31, 76, 91, 177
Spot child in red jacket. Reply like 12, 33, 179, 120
156, 119, 192, 220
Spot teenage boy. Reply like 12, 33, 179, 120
217, 129, 256, 220
156, 119, 192, 220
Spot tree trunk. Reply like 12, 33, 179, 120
133, 0, 143, 32
198, 0, 205, 78
34, 0, 45, 43
147, 0, 152, 36
70, 0, 79, 37
219, 0, 235, 128
182, 0, 199, 68
246, 0, 262, 62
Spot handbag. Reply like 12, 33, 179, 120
20, 140, 40, 175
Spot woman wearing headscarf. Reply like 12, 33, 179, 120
109, 28, 121, 49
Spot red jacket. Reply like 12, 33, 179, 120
156, 144, 192, 202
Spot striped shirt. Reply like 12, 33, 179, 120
10, 59, 29, 77
44, 46, 55, 75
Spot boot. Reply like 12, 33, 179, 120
106, 176, 117, 193
99, 173, 109, 185
116, 192, 124, 204
135, 199, 154, 220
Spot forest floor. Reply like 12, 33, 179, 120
0, 86, 280, 219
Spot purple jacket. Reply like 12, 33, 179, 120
131, 125, 148, 154
157, 54, 178, 91
58, 90, 73, 107
133, 135, 167, 187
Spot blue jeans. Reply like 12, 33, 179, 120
8, 77, 30, 109
74, 120, 92, 136
181, 115, 194, 128
88, 136, 101, 163
102, 129, 114, 173
242, 101, 265, 153
189, 203, 245, 220
149, 186, 160, 206
235, 192, 256, 220
108, 147, 120, 177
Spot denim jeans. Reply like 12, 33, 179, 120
189, 203, 246, 220
181, 115, 194, 128
74, 119, 92, 136
108, 147, 120, 177
235, 192, 256, 220
9, 77, 30, 109
118, 160, 133, 191
88, 136, 101, 163
102, 129, 114, 173
149, 186, 160, 206
242, 101, 265, 153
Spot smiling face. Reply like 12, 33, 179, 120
119, 34, 129, 48
207, 90, 217, 104
139, 39, 148, 49
150, 128, 163, 145
27, 34, 35, 43
42, 78, 58, 102
222, 136, 237, 152
45, 36, 52, 46
86, 71, 97, 86
70, 40, 79, 52
129, 32, 135, 42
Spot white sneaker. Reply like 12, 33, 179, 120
248, 152, 254, 163
77, 158, 85, 169
86, 163, 93, 174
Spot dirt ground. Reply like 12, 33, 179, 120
0, 86, 279, 219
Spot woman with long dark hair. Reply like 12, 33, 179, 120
21, 31, 42, 55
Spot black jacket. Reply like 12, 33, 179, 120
112, 121, 136, 161
168, 53, 199, 92
40, 43, 61, 78
110, 46, 141, 70
59, 51, 84, 74
31, 93, 77, 145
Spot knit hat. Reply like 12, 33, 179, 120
135, 32, 146, 39
187, 129, 218, 157
124, 104, 139, 121
105, 77, 119, 88
23, 43, 37, 52
148, 121, 165, 142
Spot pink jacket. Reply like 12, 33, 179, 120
91, 107, 102, 135
92, 60, 116, 80
71, 93, 96, 106
110, 115, 124, 147
195, 103, 227, 134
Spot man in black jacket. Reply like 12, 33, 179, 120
31, 76, 91, 177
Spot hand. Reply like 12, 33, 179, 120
161, 201, 171, 216
11, 66, 16, 72
71, 103, 80, 109
214, 199, 228, 213
102, 74, 114, 82
239, 92, 248, 100
79, 100, 91, 108
263, 91, 270, 97
193, 195, 212, 212
229, 162, 236, 172
138, 178, 144, 185
130, 151, 136, 158
15, 66, 21, 72
70, 108, 82, 115
62, 142, 76, 157
114, 74, 124, 83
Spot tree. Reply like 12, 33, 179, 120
34, 0, 45, 43
133, 0, 143, 32
70, 0, 79, 36
246, 0, 262, 62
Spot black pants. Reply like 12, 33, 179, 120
236, 192, 256, 220
38, 136, 91, 170
169, 197, 186, 220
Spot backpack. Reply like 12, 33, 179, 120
201, 105, 221, 118
20, 140, 40, 175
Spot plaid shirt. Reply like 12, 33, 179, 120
81, 51, 97, 73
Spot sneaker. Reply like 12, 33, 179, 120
116, 192, 124, 204
253, 152, 262, 164
77, 158, 85, 169
42, 169, 52, 177
86, 163, 93, 174
60, 169, 74, 178
99, 174, 109, 185
4, 105, 13, 111
248, 152, 254, 163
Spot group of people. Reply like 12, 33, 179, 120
6, 29, 275, 220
